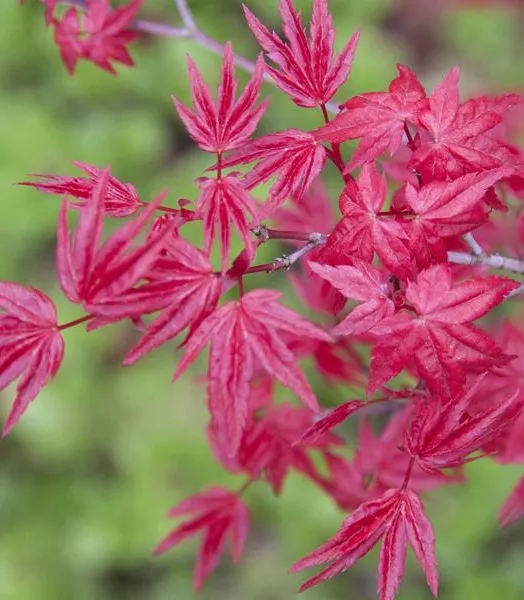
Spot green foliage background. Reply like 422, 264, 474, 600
1, 1, 524, 599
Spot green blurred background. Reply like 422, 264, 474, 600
2, 0, 524, 598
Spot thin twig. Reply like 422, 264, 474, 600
462, 233, 484, 257
508, 282, 524, 298
134, 19, 189, 38
447, 250, 524, 274
245, 235, 326, 275
174, 0, 197, 31
252, 225, 327, 244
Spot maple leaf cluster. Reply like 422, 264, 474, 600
13, 0, 524, 598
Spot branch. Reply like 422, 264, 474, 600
173, 0, 197, 31
245, 235, 327, 275
462, 232, 484, 257
253, 226, 524, 278
447, 250, 524, 274
252, 225, 327, 244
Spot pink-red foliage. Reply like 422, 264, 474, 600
0, 283, 64, 436
154, 486, 250, 590
243, 0, 359, 108
13, 0, 524, 597
52, 0, 143, 74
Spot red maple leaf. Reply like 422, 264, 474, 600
154, 486, 250, 590
402, 168, 511, 267
355, 410, 460, 493
320, 407, 458, 513
405, 377, 520, 472
291, 487, 438, 600
173, 290, 331, 457
309, 259, 395, 336
20, 162, 142, 217
222, 403, 340, 495
173, 42, 267, 154
114, 237, 221, 362
298, 399, 366, 445
195, 174, 257, 272
256, 402, 340, 494
0, 283, 64, 436
243, 0, 359, 108
369, 264, 518, 398
312, 64, 427, 171
209, 375, 342, 494
56, 167, 174, 313
410, 67, 523, 180
53, 0, 142, 75
220, 129, 327, 213
318, 163, 412, 276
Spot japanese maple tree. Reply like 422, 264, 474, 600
11, 0, 524, 598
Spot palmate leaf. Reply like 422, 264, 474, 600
291, 488, 438, 600
0, 283, 64, 435
411, 67, 523, 180
318, 163, 411, 277
56, 167, 175, 314
309, 259, 395, 336
405, 378, 520, 471
212, 397, 342, 495
53, 0, 143, 74
403, 168, 512, 267
369, 264, 518, 398
154, 486, 250, 590
173, 41, 267, 153
244, 0, 359, 108
220, 129, 327, 213
313, 64, 427, 170
102, 238, 223, 364
195, 174, 257, 272
20, 161, 142, 217
173, 289, 331, 457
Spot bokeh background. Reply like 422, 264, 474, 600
2, 0, 524, 598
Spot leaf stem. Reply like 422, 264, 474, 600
139, 201, 188, 215
236, 478, 255, 497
401, 457, 416, 491
320, 103, 348, 177
58, 313, 95, 331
